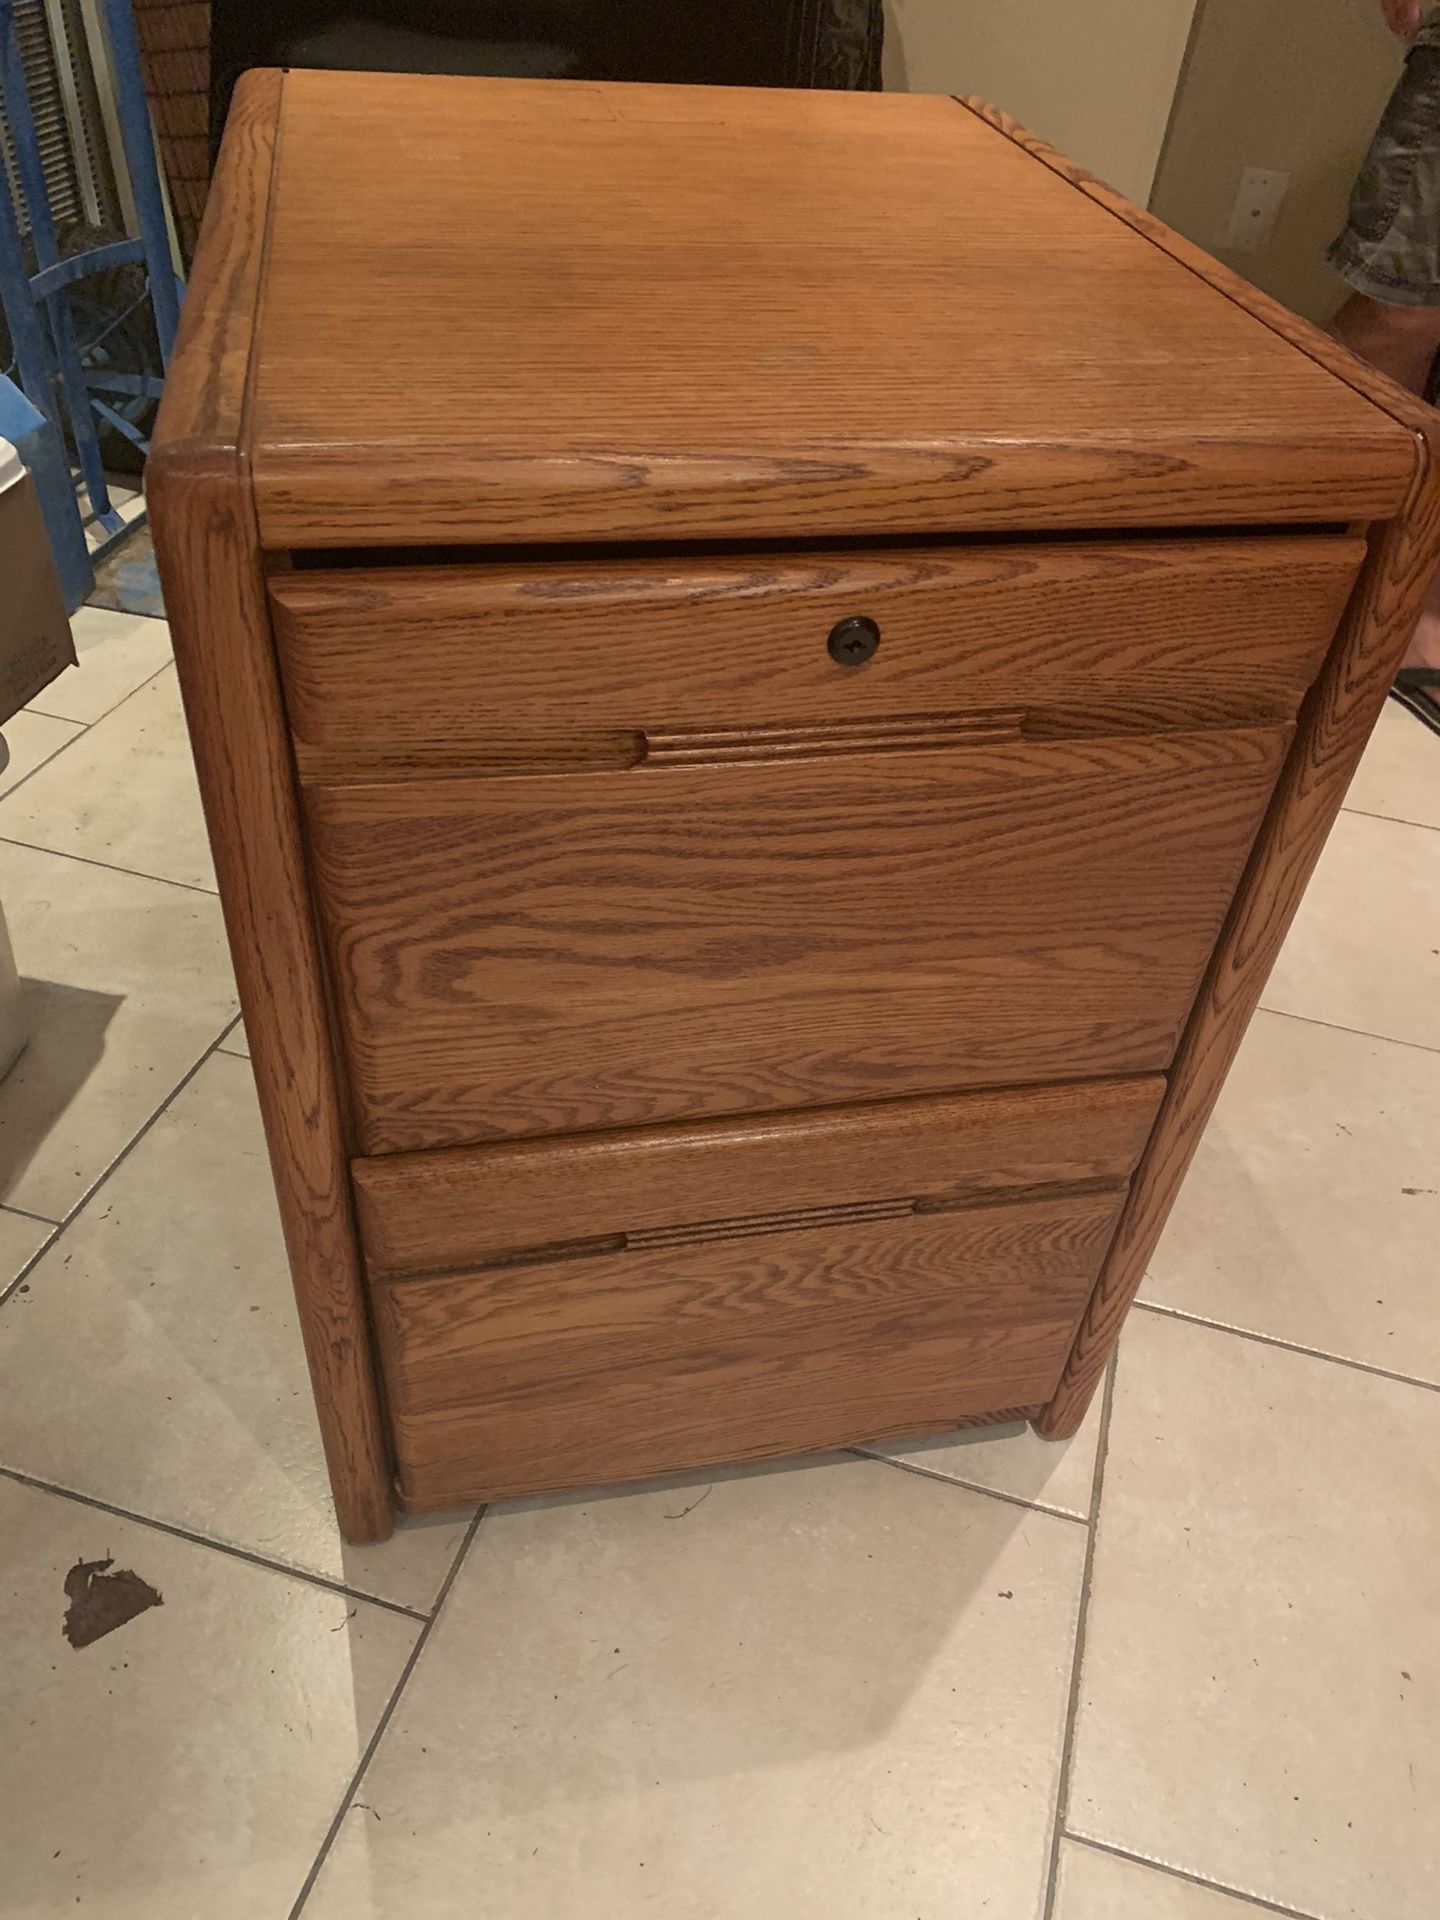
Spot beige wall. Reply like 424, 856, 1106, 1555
1150, 0, 1403, 323
882, 0, 1200, 206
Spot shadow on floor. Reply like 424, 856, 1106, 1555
0, 978, 122, 1206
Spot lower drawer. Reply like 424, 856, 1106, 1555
374, 1185, 1128, 1509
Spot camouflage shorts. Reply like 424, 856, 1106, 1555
1329, 11, 1440, 307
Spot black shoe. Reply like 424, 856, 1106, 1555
1391, 667, 1440, 736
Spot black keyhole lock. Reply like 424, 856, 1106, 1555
827, 615, 880, 667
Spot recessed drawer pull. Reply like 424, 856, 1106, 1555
641, 709, 1024, 766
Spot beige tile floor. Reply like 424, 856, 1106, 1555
0, 607, 1435, 1919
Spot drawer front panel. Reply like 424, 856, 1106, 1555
353, 1074, 1164, 1276
271, 537, 1359, 778
374, 1187, 1126, 1509
308, 729, 1289, 1154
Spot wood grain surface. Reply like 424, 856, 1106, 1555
374, 1188, 1126, 1508
967, 99, 1440, 1438
271, 536, 1360, 780
353, 1075, 1163, 1274
151, 72, 1440, 1530
307, 728, 1290, 1153
147, 70, 395, 1543
240, 71, 1412, 546
957, 98, 1440, 447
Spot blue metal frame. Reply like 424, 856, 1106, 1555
30, 237, 146, 300
0, 0, 183, 559
97, 0, 180, 359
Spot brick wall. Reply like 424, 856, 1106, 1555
131, 0, 209, 263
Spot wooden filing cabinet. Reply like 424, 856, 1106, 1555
150, 69, 1440, 1543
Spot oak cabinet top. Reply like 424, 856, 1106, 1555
154, 68, 1418, 547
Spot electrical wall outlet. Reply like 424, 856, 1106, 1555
1223, 166, 1291, 255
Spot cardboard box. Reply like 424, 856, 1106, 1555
0, 437, 77, 726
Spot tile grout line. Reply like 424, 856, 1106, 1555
847, 1446, 1089, 1525
1062, 1833, 1325, 1920
0, 718, 91, 807
21, 650, 175, 733
0, 832, 219, 897
50, 1016, 240, 1218
1, 1199, 62, 1227
1258, 1003, 1440, 1058
0, 1015, 239, 1312
1134, 1298, 1440, 1397
1338, 776, 1440, 837
0, 1463, 430, 1622
1341, 802, 1439, 834
288, 1506, 488, 1920
0, 1221, 64, 1315
1041, 1354, 1116, 1920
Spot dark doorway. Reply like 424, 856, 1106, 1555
211, 2, 884, 151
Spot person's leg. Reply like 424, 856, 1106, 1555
1331, 290, 1440, 393
1330, 292, 1440, 705
1328, 24, 1440, 719
1331, 293, 1440, 699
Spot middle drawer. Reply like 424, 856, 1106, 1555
306, 727, 1287, 1153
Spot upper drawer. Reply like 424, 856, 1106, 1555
269, 537, 1360, 778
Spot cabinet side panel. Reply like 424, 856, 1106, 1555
149, 68, 394, 1543
1039, 466, 1440, 1435
959, 97, 1440, 1437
